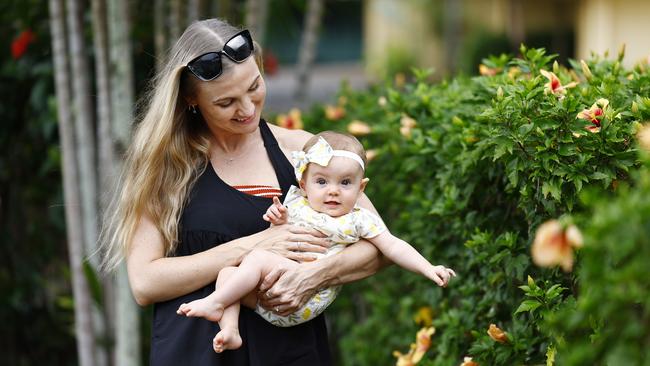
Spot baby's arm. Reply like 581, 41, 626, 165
263, 196, 288, 225
369, 232, 456, 287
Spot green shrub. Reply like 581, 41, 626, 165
289, 46, 650, 365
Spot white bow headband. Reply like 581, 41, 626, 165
292, 136, 365, 181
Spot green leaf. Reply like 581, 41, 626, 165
590, 171, 609, 180
515, 299, 542, 314
518, 123, 534, 136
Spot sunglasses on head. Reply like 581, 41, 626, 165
185, 29, 254, 81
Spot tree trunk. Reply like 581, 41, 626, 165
154, 0, 167, 72
188, 0, 200, 24
90, 0, 115, 363
245, 0, 269, 46
49, 0, 96, 365
108, 0, 140, 365
294, 0, 324, 100
65, 0, 99, 261
170, 0, 183, 45
443, 0, 462, 75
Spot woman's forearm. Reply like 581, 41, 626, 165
127, 229, 264, 306
306, 239, 391, 289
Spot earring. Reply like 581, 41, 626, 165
189, 105, 198, 114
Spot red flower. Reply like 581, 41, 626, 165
263, 50, 279, 76
577, 98, 609, 133
540, 69, 577, 99
12, 29, 36, 59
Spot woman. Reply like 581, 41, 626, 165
102, 19, 387, 365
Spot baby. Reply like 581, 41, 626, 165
177, 131, 456, 353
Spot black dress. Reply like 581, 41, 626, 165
149, 120, 331, 365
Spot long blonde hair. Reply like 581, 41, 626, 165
101, 19, 263, 271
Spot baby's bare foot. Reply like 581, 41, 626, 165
213, 327, 243, 353
176, 295, 224, 323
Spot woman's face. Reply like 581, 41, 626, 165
189, 57, 266, 138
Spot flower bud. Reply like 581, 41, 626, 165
638, 123, 650, 152
378, 96, 387, 107
487, 324, 509, 343
553, 60, 560, 74
580, 60, 593, 80
365, 149, 378, 162
461, 357, 479, 366
632, 101, 639, 114
618, 43, 626, 61
400, 115, 417, 128
497, 86, 504, 100
347, 120, 371, 136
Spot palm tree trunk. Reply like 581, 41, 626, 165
154, 0, 167, 72
66, 0, 99, 264
170, 0, 183, 45
188, 0, 200, 24
108, 0, 140, 364
49, 0, 96, 365
294, 0, 324, 100
245, 0, 269, 46
91, 0, 115, 362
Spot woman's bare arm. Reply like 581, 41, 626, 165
127, 215, 329, 306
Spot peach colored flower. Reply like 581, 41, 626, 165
637, 123, 650, 152
395, 72, 407, 88
531, 219, 583, 272
460, 357, 479, 366
487, 324, 509, 344
365, 149, 378, 162
479, 64, 501, 76
507, 67, 521, 80
413, 306, 433, 326
347, 120, 372, 136
400, 114, 418, 138
275, 108, 303, 130
577, 98, 609, 133
540, 69, 577, 98
393, 327, 435, 365
580, 60, 593, 79
324, 105, 345, 121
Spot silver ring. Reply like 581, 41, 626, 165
275, 307, 279, 313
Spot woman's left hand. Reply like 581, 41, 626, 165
257, 263, 320, 316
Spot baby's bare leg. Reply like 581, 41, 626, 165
212, 266, 243, 353
177, 249, 298, 323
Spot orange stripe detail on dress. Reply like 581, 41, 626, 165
232, 185, 283, 198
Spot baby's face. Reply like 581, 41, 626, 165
300, 156, 367, 217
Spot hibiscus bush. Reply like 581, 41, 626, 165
277, 46, 650, 365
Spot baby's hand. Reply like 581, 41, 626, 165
428, 265, 456, 287
262, 196, 288, 225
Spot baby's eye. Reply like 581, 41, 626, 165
249, 83, 259, 91
341, 179, 351, 186
316, 178, 326, 185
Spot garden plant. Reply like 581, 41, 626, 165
277, 45, 650, 365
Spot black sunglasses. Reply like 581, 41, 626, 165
185, 29, 254, 81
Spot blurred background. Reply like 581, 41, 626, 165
1, 0, 649, 365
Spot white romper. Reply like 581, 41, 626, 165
255, 186, 386, 327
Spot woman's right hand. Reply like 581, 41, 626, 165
257, 224, 331, 262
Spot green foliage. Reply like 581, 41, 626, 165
547, 163, 650, 366
0, 1, 78, 364
296, 46, 649, 365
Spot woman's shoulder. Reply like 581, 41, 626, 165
267, 123, 313, 152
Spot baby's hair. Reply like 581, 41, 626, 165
303, 131, 367, 166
